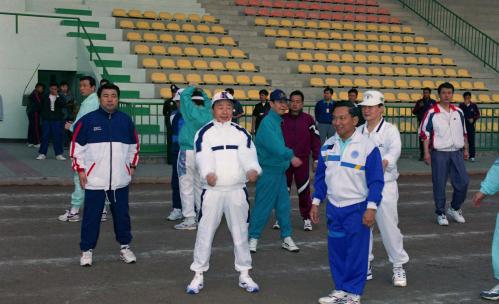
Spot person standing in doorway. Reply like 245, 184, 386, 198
27, 83, 44, 148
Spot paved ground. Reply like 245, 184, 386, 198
0, 176, 498, 304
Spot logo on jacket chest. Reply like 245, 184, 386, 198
350, 150, 359, 159
93, 126, 102, 132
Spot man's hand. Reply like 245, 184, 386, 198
463, 149, 469, 160
246, 170, 258, 183
64, 121, 72, 131
472, 192, 486, 207
382, 159, 389, 171
310, 205, 320, 224
130, 168, 135, 176
468, 118, 474, 124
424, 152, 431, 166
312, 160, 318, 172
291, 156, 303, 168
206, 173, 217, 187
362, 209, 376, 228
78, 171, 87, 189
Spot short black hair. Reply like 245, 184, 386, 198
463, 91, 471, 98
100, 78, 110, 86
80, 76, 96, 87
348, 88, 358, 95
333, 101, 359, 118
60, 81, 69, 87
259, 89, 269, 96
97, 83, 120, 98
225, 88, 235, 95
324, 87, 334, 94
289, 90, 304, 101
437, 82, 454, 94
35, 82, 45, 89
49, 82, 58, 88
423, 87, 431, 93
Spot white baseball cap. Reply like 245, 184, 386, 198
359, 90, 385, 106
211, 91, 233, 105
172, 88, 184, 101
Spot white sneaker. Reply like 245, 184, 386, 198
447, 208, 465, 223
304, 219, 313, 231
366, 265, 373, 280
437, 214, 449, 226
55, 155, 66, 161
27, 143, 34, 147
481, 283, 499, 300
58, 210, 80, 222
167, 208, 183, 221
239, 274, 259, 293
345, 293, 361, 304
174, 217, 197, 230
318, 290, 347, 304
249, 238, 258, 253
282, 236, 299, 252
186, 273, 204, 294
272, 221, 280, 229
120, 246, 137, 264
80, 250, 93, 266
101, 210, 107, 222
36, 154, 46, 160
34, 144, 40, 148
470, 157, 476, 162
392, 267, 407, 287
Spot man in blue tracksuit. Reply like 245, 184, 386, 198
248, 89, 303, 253
311, 101, 384, 304
473, 158, 499, 300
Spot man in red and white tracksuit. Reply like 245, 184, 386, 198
282, 90, 321, 231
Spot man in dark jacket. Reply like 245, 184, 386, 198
36, 82, 66, 160
459, 91, 480, 162
163, 84, 179, 164
412, 88, 436, 161
27, 83, 44, 147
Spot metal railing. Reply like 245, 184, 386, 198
120, 102, 499, 154
0, 12, 109, 78
398, 0, 499, 73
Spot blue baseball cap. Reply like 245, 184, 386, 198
270, 89, 288, 102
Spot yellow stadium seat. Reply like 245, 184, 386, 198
410, 93, 421, 102
415, 36, 425, 44
354, 79, 368, 88
416, 46, 428, 54
409, 79, 422, 88
275, 40, 287, 48
211, 25, 225, 34
404, 46, 416, 54
119, 20, 135, 29
203, 74, 219, 85
316, 42, 328, 50
160, 87, 173, 99
341, 65, 354, 75
450, 81, 461, 90
220, 75, 237, 85
151, 72, 167, 83
329, 42, 342, 51
143, 33, 158, 42
458, 69, 471, 78
252, 76, 267, 86
355, 24, 366, 32
293, 20, 305, 28
197, 24, 210, 33
177, 59, 193, 70
407, 67, 420, 77
269, 18, 281, 27
327, 65, 340, 74
341, 54, 354, 63
303, 31, 316, 39
405, 57, 418, 65
317, 31, 329, 40
189, 35, 204, 45
166, 22, 181, 32
340, 78, 353, 87
202, 15, 217, 23
342, 43, 354, 52
442, 58, 455, 66
473, 81, 487, 90
264, 28, 277, 37
185, 47, 201, 57
136, 21, 150, 30
339, 91, 349, 101
134, 44, 150, 55
310, 78, 325, 87
381, 66, 394, 76
319, 21, 330, 30
342, 32, 354, 41
417, 57, 430, 65
394, 67, 407, 76
236, 75, 252, 86
393, 56, 405, 65
367, 44, 379, 52
368, 79, 382, 89
367, 55, 380, 64
151, 22, 165, 31
382, 79, 395, 89
278, 29, 292, 37
126, 32, 141, 41
300, 52, 314, 61
234, 90, 247, 100
364, 24, 376, 32
168, 46, 183, 56
380, 45, 392, 53
186, 13, 200, 23
395, 79, 409, 89
460, 81, 473, 90
151, 45, 167, 55
355, 54, 368, 63
445, 68, 457, 78
285, 51, 298, 61
401, 36, 413, 43
402, 26, 413, 34
422, 80, 435, 89
479, 94, 491, 103
377, 25, 389, 33
428, 47, 440, 55
221, 37, 236, 46
226, 61, 241, 71
181, 23, 196, 32
312, 64, 327, 74
304, 41, 317, 50
380, 55, 392, 64
397, 93, 411, 102
353, 44, 366, 52
384, 92, 396, 102
112, 8, 127, 17
291, 40, 304, 49
492, 94, 499, 103
159, 12, 173, 20
247, 89, 261, 100
392, 45, 404, 53
326, 78, 339, 87
432, 68, 444, 77
368, 66, 381, 75
332, 22, 343, 30
175, 34, 190, 44
160, 33, 174, 43
306, 21, 318, 29
200, 48, 214, 57
329, 32, 341, 40
160, 58, 176, 69
142, 58, 159, 68
281, 19, 293, 27
209, 60, 225, 71
193, 59, 209, 70
314, 53, 327, 62
128, 10, 142, 18
255, 17, 266, 26
298, 64, 312, 74
379, 34, 391, 43
429, 57, 442, 65
205, 36, 220, 45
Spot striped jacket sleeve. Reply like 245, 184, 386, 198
128, 119, 140, 167
70, 120, 88, 173
365, 147, 385, 209
419, 109, 432, 141
312, 146, 328, 205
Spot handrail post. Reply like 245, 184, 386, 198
15, 14, 18, 33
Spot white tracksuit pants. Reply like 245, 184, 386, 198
369, 180, 409, 268
190, 188, 252, 273
178, 150, 202, 219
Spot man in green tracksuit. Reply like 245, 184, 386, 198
58, 76, 106, 222
248, 89, 303, 253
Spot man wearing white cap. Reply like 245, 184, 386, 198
359, 90, 409, 287
186, 91, 261, 295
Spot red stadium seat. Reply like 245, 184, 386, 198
273, 0, 285, 8
355, 14, 367, 22
355, 6, 367, 14
258, 8, 272, 16
320, 12, 332, 19
332, 5, 344, 12
367, 0, 378, 5
244, 7, 257, 15
298, 2, 309, 10
249, 0, 260, 6
320, 4, 333, 11
356, 0, 367, 5
344, 5, 355, 13
377, 8, 390, 15
308, 11, 320, 19
390, 17, 401, 24
332, 13, 343, 21
295, 10, 307, 18
285, 2, 298, 9
261, 0, 272, 7
367, 7, 377, 14
344, 0, 354, 4
235, 0, 248, 6
367, 15, 378, 23
270, 9, 283, 17
310, 3, 321, 10
344, 14, 355, 21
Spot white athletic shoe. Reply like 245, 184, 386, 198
282, 236, 299, 252
345, 293, 361, 304
481, 283, 499, 300
167, 208, 183, 221
120, 246, 137, 264
36, 154, 46, 160
33, 144, 40, 148
437, 214, 449, 226
80, 250, 93, 266
101, 210, 107, 222
318, 290, 347, 304
304, 219, 313, 231
58, 210, 80, 222
174, 217, 197, 230
239, 274, 259, 293
447, 208, 465, 223
186, 273, 204, 294
27, 143, 34, 147
366, 265, 373, 280
272, 221, 280, 229
55, 155, 66, 161
392, 267, 407, 287
249, 238, 258, 253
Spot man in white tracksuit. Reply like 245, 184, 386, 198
359, 90, 409, 287
186, 91, 261, 294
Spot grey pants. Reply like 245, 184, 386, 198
318, 123, 335, 144
431, 150, 469, 215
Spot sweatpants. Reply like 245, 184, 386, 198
249, 170, 292, 239
191, 188, 252, 272
39, 120, 63, 156
171, 151, 182, 210
368, 181, 409, 268
71, 172, 85, 208
178, 150, 202, 218
327, 202, 370, 296
80, 186, 132, 251
318, 123, 335, 144
493, 213, 499, 280
27, 112, 40, 145
286, 157, 312, 220
431, 150, 469, 215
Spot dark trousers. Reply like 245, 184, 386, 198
466, 122, 476, 158
27, 112, 41, 145
80, 186, 132, 251
171, 151, 181, 210
431, 150, 469, 215
39, 120, 63, 156
417, 120, 424, 159
286, 157, 312, 220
